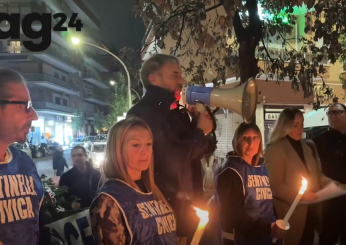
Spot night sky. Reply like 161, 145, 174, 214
85, 0, 146, 51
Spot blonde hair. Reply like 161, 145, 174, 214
267, 108, 303, 146
232, 123, 263, 166
101, 117, 170, 207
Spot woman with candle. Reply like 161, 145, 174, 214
90, 117, 177, 245
215, 122, 285, 245
264, 108, 323, 245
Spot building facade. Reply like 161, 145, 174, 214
0, 0, 112, 145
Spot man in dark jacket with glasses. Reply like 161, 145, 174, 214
313, 103, 346, 245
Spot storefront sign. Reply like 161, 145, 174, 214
46, 209, 94, 245
264, 113, 281, 121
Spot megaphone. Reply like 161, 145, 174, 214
181, 78, 258, 123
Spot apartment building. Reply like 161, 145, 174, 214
141, 4, 345, 158
0, 0, 112, 145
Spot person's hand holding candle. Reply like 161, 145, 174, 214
271, 222, 288, 239
301, 191, 316, 201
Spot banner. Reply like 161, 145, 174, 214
46, 209, 95, 245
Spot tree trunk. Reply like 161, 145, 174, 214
232, 0, 262, 83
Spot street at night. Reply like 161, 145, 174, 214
34, 149, 72, 178
0, 0, 346, 245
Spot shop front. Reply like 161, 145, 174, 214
32, 113, 73, 146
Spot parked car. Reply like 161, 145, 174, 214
11, 142, 32, 158
93, 134, 107, 142
69, 138, 85, 149
87, 142, 106, 169
83, 136, 96, 149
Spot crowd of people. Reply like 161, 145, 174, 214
0, 53, 345, 245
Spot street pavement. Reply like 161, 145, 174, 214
34, 149, 73, 177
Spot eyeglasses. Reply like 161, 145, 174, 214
0, 100, 33, 113
326, 110, 345, 117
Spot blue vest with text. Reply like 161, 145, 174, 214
0, 146, 44, 245
98, 179, 177, 245
215, 155, 283, 245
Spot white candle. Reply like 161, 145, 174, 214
272, 177, 307, 243
190, 207, 209, 245
283, 177, 308, 222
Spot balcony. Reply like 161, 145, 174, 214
22, 73, 80, 96
32, 102, 75, 116
84, 92, 109, 105
30, 47, 80, 73
85, 111, 95, 119
0, 46, 80, 73
64, 0, 101, 30
83, 71, 109, 89
84, 51, 109, 72
0, 46, 31, 61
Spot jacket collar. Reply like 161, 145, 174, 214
143, 85, 176, 110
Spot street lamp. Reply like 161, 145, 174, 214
71, 37, 132, 109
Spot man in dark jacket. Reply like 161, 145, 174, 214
127, 54, 215, 242
313, 103, 346, 245
59, 146, 101, 210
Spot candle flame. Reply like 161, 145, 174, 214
193, 206, 209, 225
299, 177, 308, 194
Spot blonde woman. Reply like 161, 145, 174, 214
264, 108, 323, 245
90, 117, 177, 245
215, 123, 284, 245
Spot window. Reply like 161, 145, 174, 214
62, 99, 67, 106
73, 102, 77, 108
10, 41, 21, 53
343, 62, 346, 72
55, 97, 61, 105
61, 76, 66, 81
54, 72, 59, 78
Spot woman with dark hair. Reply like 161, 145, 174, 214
215, 122, 285, 245
265, 107, 324, 245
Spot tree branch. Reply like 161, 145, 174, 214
206, 0, 224, 12
173, 16, 186, 55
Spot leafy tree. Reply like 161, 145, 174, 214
94, 110, 107, 133
105, 74, 129, 128
134, 0, 343, 108
72, 109, 84, 136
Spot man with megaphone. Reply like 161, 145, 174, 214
127, 54, 216, 244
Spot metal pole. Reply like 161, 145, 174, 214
131, 88, 141, 100
80, 41, 132, 109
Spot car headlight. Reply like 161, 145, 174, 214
95, 155, 104, 166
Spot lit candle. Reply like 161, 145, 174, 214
190, 206, 209, 245
272, 177, 307, 243
283, 177, 308, 222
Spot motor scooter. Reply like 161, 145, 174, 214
29, 142, 42, 158
39, 143, 52, 157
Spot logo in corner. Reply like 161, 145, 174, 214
0, 13, 83, 52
